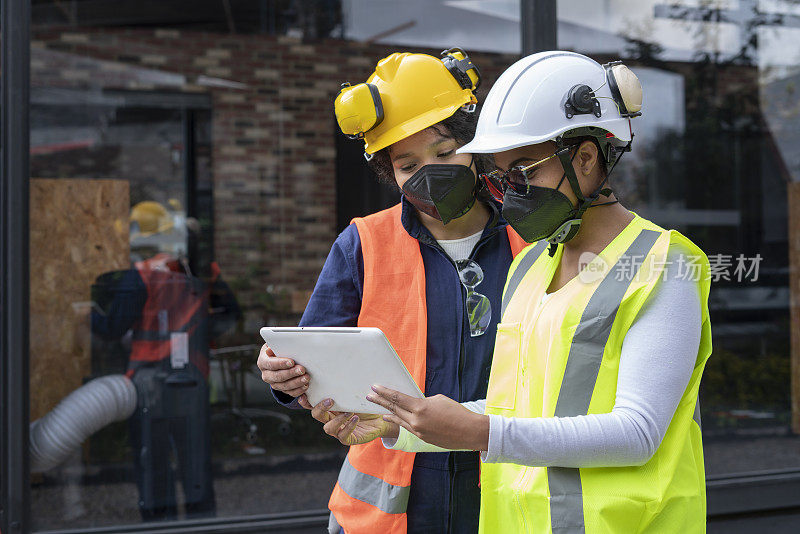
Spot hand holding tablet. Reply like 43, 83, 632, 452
259, 327, 424, 415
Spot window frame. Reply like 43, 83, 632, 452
2, 0, 32, 533
4, 1, 800, 532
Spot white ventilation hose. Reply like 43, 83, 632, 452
30, 374, 138, 472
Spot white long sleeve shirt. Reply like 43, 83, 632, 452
384, 243, 702, 468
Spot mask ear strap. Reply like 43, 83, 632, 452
588, 176, 618, 207
556, 145, 587, 210
558, 142, 621, 215
553, 169, 568, 192
468, 154, 483, 196
586, 138, 631, 208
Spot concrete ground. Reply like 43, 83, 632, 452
709, 510, 800, 533
704, 434, 800, 476
31, 435, 800, 532
31, 451, 344, 532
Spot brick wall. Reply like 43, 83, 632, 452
31, 28, 517, 329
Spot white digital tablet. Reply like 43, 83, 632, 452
260, 326, 424, 415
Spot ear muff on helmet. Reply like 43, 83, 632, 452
440, 47, 481, 91
565, 84, 601, 119
334, 82, 385, 139
563, 61, 643, 120
603, 61, 642, 118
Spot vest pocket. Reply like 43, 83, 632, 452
485, 322, 522, 411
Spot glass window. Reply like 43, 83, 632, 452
27, 7, 350, 531
28, 1, 501, 531
557, 0, 800, 476
27, 1, 800, 531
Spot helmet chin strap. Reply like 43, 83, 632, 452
543, 145, 620, 256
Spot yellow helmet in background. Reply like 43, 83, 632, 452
335, 48, 481, 155
130, 201, 174, 237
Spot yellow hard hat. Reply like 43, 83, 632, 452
335, 48, 481, 154
130, 201, 174, 237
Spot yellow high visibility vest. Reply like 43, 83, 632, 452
480, 214, 712, 534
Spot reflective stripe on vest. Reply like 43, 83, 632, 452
502, 240, 548, 317
328, 203, 528, 533
482, 214, 712, 534
328, 511, 342, 534
327, 204, 425, 534
129, 256, 219, 378
546, 229, 659, 533
337, 456, 411, 514
131, 310, 206, 341
693, 398, 702, 428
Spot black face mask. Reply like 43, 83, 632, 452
501, 147, 617, 254
401, 158, 477, 225
501, 175, 578, 243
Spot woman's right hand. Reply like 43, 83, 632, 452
311, 398, 399, 446
257, 343, 311, 404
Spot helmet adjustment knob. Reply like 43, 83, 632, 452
565, 84, 601, 119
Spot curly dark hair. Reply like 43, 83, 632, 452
366, 108, 493, 187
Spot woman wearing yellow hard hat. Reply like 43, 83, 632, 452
367, 51, 712, 534
257, 48, 527, 533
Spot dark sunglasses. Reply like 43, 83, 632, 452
480, 146, 570, 201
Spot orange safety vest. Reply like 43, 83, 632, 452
128, 253, 220, 378
327, 203, 528, 533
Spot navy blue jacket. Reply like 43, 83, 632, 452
274, 197, 519, 533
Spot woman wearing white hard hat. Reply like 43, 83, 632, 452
366, 51, 713, 533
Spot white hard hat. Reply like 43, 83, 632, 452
458, 51, 642, 156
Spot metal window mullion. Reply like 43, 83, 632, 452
521, 0, 557, 56
183, 109, 198, 274
1, 0, 31, 533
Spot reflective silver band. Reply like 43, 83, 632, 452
548, 229, 661, 531
693, 398, 702, 428
552, 229, 661, 417
328, 511, 342, 534
501, 240, 548, 318
131, 311, 205, 341
336, 456, 410, 515
547, 467, 586, 533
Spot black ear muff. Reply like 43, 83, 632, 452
565, 84, 601, 119
603, 61, 642, 118
440, 47, 481, 90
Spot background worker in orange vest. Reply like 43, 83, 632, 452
258, 49, 527, 533
92, 200, 240, 521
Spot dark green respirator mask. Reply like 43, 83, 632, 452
501, 146, 618, 256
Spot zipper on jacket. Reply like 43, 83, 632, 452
418, 229, 496, 404
447, 453, 456, 534
417, 233, 470, 534
459, 232, 494, 400
417, 218, 502, 534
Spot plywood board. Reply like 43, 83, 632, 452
29, 179, 129, 421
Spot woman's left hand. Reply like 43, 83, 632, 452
367, 385, 490, 451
